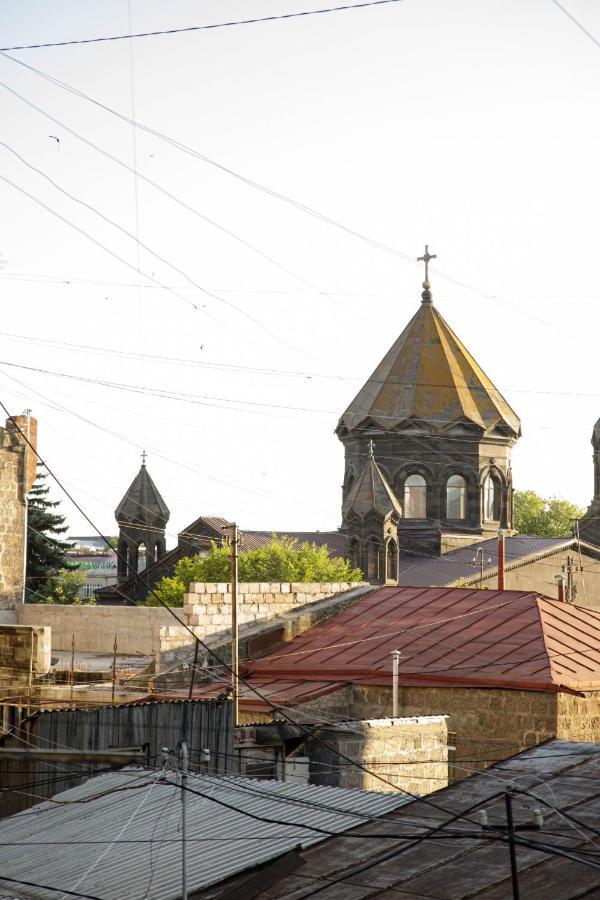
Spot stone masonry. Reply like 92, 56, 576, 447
181, 582, 364, 639
0, 415, 37, 607
0, 624, 51, 692
305, 716, 448, 795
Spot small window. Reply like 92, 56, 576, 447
447, 475, 467, 520
404, 474, 427, 519
483, 475, 497, 521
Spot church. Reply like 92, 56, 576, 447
97, 248, 600, 606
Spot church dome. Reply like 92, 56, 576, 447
115, 459, 170, 529
337, 296, 521, 439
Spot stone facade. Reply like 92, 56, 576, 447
181, 581, 362, 638
283, 682, 600, 780
0, 624, 50, 691
305, 716, 448, 795
0, 415, 37, 607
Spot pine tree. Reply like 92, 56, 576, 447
26, 467, 74, 602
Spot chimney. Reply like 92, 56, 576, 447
555, 574, 565, 603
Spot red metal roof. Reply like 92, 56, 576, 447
185, 679, 344, 713
244, 586, 600, 693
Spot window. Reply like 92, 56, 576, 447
446, 474, 467, 519
404, 474, 427, 519
367, 539, 382, 581
483, 475, 497, 521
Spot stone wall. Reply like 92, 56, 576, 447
0, 624, 51, 690
287, 683, 559, 779
306, 716, 448, 795
556, 691, 600, 740
182, 582, 364, 638
0, 415, 37, 607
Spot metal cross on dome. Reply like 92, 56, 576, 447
418, 244, 437, 282
141, 449, 147, 466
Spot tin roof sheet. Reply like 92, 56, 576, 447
246, 586, 600, 693
0, 771, 410, 899
227, 740, 600, 899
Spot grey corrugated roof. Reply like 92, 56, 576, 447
400, 535, 576, 587
246, 740, 600, 899
0, 771, 410, 899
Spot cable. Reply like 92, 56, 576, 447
0, 875, 103, 899
0, 0, 405, 51
550, 0, 600, 52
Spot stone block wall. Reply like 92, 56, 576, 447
182, 582, 362, 638
306, 716, 448, 795
0, 415, 37, 607
0, 624, 51, 689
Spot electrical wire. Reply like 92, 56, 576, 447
0, 0, 406, 51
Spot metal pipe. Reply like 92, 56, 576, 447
21, 408, 31, 604
555, 574, 565, 603
391, 650, 401, 717
181, 741, 188, 900
497, 529, 505, 591
504, 790, 520, 900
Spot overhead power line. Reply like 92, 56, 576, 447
0, 0, 405, 52
550, 0, 600, 52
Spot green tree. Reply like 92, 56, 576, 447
34, 568, 92, 604
150, 536, 363, 607
26, 468, 74, 602
514, 490, 585, 537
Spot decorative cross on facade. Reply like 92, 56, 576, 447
417, 244, 437, 282
368, 439, 375, 458
141, 449, 147, 466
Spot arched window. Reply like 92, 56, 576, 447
483, 475, 499, 521
367, 539, 382, 581
348, 538, 360, 571
404, 474, 427, 519
446, 474, 467, 520
386, 539, 398, 584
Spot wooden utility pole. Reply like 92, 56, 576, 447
111, 634, 118, 705
562, 554, 582, 603
69, 633, 75, 705
229, 523, 239, 726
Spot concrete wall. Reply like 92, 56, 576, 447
0, 624, 51, 690
306, 716, 448, 795
17, 604, 179, 655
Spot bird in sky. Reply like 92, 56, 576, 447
48, 135, 60, 149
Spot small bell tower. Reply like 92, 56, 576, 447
115, 452, 170, 581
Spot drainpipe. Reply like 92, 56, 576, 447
497, 529, 506, 592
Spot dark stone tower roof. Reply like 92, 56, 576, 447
342, 443, 402, 521
115, 460, 170, 529
336, 297, 521, 439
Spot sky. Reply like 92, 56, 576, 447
1, 0, 600, 543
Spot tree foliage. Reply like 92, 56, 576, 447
150, 536, 362, 607
514, 490, 585, 538
26, 468, 78, 602
33, 568, 91, 605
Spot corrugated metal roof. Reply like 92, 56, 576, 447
245, 585, 600, 693
0, 771, 410, 899
188, 678, 346, 712
229, 740, 600, 899
400, 535, 576, 587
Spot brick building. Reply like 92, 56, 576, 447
0, 413, 37, 607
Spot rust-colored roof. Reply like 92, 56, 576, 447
337, 300, 521, 437
183, 679, 345, 713
245, 586, 600, 694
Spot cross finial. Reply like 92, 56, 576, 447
417, 244, 437, 304
368, 439, 375, 459
141, 449, 147, 466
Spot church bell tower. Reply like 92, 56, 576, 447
115, 452, 170, 582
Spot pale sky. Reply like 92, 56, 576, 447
1, 0, 600, 542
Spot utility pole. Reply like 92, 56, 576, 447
562, 554, 582, 603
505, 790, 520, 900
223, 523, 240, 726
391, 650, 401, 717
497, 529, 506, 591
571, 517, 587, 604
180, 742, 189, 900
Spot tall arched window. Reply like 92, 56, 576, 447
404, 474, 427, 519
367, 539, 382, 581
483, 475, 498, 521
446, 474, 467, 520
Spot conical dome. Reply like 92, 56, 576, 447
115, 462, 170, 529
343, 446, 402, 520
337, 301, 521, 438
